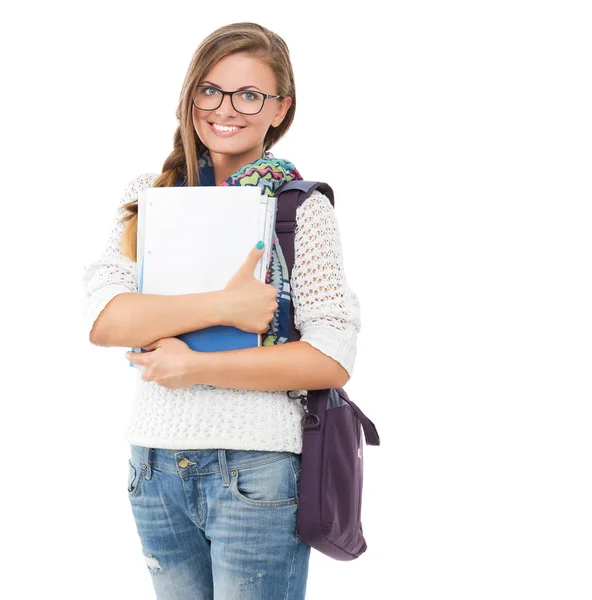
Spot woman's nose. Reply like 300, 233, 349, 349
215, 93, 237, 117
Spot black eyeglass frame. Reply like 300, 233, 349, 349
192, 85, 283, 115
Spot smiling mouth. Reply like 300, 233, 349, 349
209, 123, 246, 132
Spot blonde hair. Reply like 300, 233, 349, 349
119, 22, 296, 262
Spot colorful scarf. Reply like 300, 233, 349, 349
177, 150, 303, 346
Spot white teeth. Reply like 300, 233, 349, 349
212, 123, 241, 132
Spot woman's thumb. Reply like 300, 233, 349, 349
240, 241, 265, 274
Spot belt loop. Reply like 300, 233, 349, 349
138, 446, 152, 480
147, 447, 153, 479
218, 449, 230, 487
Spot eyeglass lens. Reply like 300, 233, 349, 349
193, 87, 265, 115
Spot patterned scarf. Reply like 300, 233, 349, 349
177, 149, 303, 346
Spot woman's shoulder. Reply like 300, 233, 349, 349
114, 173, 160, 211
123, 172, 160, 194
295, 190, 337, 231
296, 189, 334, 214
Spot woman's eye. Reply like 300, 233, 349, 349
241, 91, 260, 102
200, 87, 219, 96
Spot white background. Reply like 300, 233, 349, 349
2, 1, 591, 598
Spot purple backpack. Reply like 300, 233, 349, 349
275, 180, 381, 560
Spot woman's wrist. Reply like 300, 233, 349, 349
185, 349, 218, 386
213, 289, 236, 327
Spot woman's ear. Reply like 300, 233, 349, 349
271, 96, 292, 128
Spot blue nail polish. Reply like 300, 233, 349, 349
256, 240, 264, 249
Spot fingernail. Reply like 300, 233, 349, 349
255, 240, 264, 249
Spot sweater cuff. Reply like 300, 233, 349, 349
83, 284, 133, 344
299, 323, 358, 378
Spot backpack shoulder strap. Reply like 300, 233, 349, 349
274, 180, 334, 343
276, 180, 335, 204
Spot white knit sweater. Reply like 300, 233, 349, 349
82, 173, 361, 454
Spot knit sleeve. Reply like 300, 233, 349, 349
290, 190, 362, 378
81, 173, 158, 344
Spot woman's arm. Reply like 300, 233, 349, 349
184, 190, 361, 391
290, 190, 361, 378
90, 290, 228, 348
187, 340, 349, 390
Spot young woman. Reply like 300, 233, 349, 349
82, 22, 361, 600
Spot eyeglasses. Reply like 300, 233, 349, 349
192, 85, 283, 115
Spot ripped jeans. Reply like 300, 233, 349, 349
127, 444, 311, 600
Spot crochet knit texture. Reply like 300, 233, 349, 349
82, 173, 361, 453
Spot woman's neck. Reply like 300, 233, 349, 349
209, 146, 265, 185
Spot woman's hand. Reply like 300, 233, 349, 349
222, 242, 278, 333
125, 337, 197, 389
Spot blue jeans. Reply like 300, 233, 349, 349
127, 444, 311, 599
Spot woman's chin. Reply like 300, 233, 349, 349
205, 139, 254, 156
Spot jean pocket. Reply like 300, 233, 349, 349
127, 459, 142, 497
229, 455, 298, 509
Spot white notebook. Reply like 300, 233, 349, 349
130, 186, 277, 364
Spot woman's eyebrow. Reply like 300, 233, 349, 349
200, 80, 262, 91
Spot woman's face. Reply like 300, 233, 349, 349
192, 52, 292, 161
